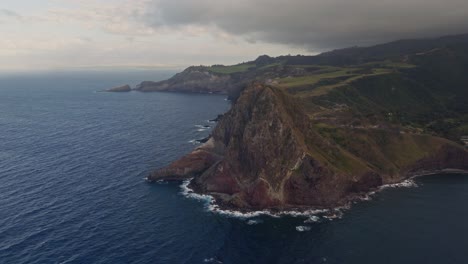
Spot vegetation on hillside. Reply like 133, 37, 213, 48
194, 35, 468, 145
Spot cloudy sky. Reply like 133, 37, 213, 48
1, 0, 468, 72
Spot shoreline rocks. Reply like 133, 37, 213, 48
209, 114, 224, 122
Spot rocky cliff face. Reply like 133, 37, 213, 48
148, 83, 468, 210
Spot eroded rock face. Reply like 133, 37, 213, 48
192, 83, 309, 208
149, 83, 468, 210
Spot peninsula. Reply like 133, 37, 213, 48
145, 34, 468, 210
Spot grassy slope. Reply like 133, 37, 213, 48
315, 126, 452, 176
198, 37, 468, 151
207, 63, 255, 74
270, 85, 460, 182
263, 43, 468, 178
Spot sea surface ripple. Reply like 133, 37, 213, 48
1, 71, 467, 264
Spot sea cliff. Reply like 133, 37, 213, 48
146, 34, 468, 211
148, 83, 468, 210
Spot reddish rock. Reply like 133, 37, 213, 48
147, 139, 222, 181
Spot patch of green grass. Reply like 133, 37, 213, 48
456, 124, 468, 134
307, 68, 395, 96
383, 62, 416, 69
284, 67, 396, 98
358, 60, 416, 69
279, 69, 350, 87
258, 62, 283, 70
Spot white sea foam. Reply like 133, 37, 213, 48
188, 139, 201, 145
203, 257, 223, 263
180, 179, 213, 204
358, 194, 373, 201
296, 226, 311, 232
247, 219, 263, 225
281, 209, 329, 217
209, 204, 276, 219
178, 177, 419, 222
304, 215, 320, 223
179, 179, 333, 220
351, 179, 418, 204
323, 210, 344, 220
194, 124, 211, 132
380, 179, 417, 190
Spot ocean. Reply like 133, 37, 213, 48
0, 70, 467, 264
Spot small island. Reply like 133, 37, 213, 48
105, 84, 132, 92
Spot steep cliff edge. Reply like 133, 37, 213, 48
148, 83, 468, 210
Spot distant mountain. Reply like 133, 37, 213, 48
283, 33, 468, 65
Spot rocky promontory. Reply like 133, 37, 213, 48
146, 34, 468, 211
105, 84, 131, 92
148, 83, 468, 210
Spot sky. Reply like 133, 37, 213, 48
1, 0, 468, 72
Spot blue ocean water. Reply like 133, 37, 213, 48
0, 71, 467, 264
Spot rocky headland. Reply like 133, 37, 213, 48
148, 82, 468, 210
145, 34, 468, 211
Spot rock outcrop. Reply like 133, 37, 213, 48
149, 138, 222, 181
148, 83, 468, 210
106, 84, 131, 92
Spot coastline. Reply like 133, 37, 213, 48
167, 168, 468, 221
407, 168, 468, 179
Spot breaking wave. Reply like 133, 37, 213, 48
380, 179, 418, 189
179, 177, 420, 222
295, 226, 311, 232
180, 179, 332, 221
247, 219, 263, 225
195, 124, 210, 132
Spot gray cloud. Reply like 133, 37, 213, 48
140, 0, 468, 51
